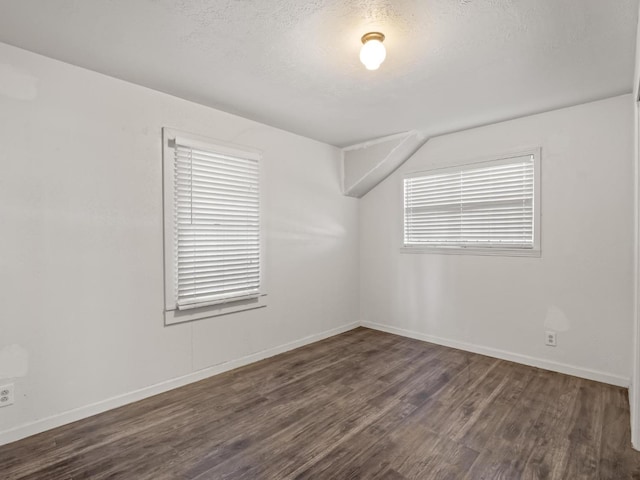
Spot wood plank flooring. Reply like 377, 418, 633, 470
1, 327, 639, 479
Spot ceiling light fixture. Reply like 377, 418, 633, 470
359, 32, 386, 70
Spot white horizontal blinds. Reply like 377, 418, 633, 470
404, 155, 535, 248
174, 142, 260, 309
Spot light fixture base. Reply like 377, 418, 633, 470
361, 32, 385, 44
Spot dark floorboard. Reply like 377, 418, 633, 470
1, 327, 639, 479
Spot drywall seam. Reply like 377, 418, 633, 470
0, 322, 359, 447
361, 321, 629, 388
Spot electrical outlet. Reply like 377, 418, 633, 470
545, 331, 557, 347
0, 384, 14, 407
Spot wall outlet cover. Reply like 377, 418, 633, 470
0, 384, 14, 407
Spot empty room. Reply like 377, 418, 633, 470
2, 0, 640, 478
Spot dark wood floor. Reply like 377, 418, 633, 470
2, 327, 640, 479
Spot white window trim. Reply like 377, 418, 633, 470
162, 128, 267, 325
400, 147, 541, 257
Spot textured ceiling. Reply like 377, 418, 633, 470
0, 0, 638, 146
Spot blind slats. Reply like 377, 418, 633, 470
404, 156, 535, 249
178, 266, 260, 279
174, 142, 260, 309
177, 276, 261, 294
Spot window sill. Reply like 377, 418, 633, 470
165, 294, 267, 326
399, 247, 541, 258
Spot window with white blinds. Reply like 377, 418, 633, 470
163, 129, 262, 317
403, 151, 540, 253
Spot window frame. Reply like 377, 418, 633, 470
400, 148, 541, 257
162, 128, 267, 325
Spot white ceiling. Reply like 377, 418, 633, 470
0, 0, 638, 146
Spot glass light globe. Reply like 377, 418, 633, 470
360, 38, 386, 70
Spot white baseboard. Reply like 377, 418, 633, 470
361, 321, 629, 388
3, 320, 628, 447
0, 322, 359, 447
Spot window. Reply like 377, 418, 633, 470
402, 149, 540, 256
163, 129, 265, 324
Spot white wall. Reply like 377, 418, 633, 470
0, 42, 359, 443
360, 95, 634, 386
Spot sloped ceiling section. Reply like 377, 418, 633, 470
0, 1, 637, 147
342, 131, 426, 197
